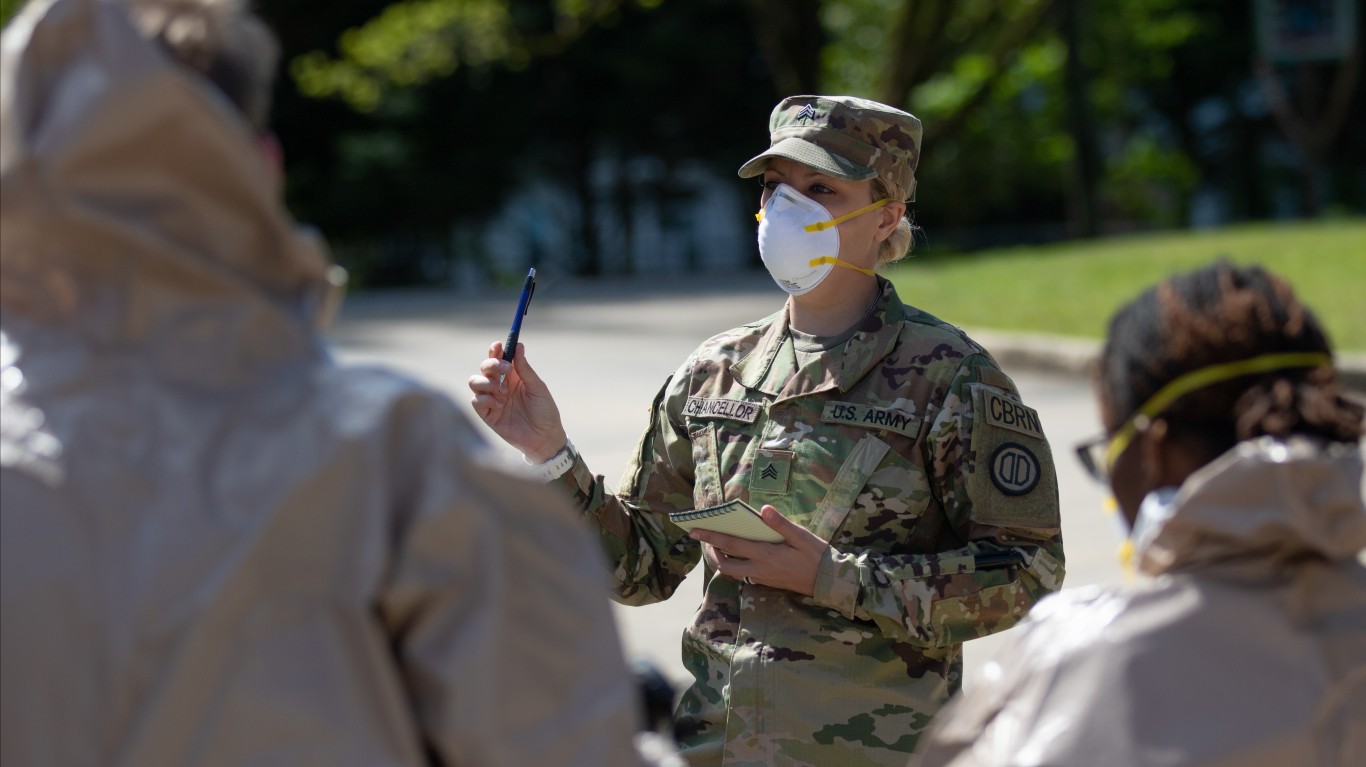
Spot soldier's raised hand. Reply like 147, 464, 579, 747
469, 341, 568, 462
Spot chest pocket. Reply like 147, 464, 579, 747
807, 434, 892, 542
688, 423, 724, 509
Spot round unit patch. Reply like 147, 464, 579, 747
990, 442, 1040, 496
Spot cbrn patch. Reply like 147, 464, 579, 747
981, 389, 1044, 440
967, 382, 1060, 528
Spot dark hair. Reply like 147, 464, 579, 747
1096, 260, 1363, 457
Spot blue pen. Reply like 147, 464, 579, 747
499, 267, 536, 385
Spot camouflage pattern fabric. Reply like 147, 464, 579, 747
737, 95, 923, 202
553, 277, 1065, 766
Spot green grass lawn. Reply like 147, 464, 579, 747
885, 218, 1366, 351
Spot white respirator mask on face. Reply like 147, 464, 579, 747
755, 182, 889, 295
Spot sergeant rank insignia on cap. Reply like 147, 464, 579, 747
795, 104, 817, 122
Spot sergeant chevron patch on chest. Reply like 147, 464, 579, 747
821, 401, 920, 438
749, 448, 793, 494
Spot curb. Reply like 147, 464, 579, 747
967, 330, 1100, 379
338, 283, 1366, 396
969, 329, 1366, 396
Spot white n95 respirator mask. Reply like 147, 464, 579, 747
755, 182, 889, 295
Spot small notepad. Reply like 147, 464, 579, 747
668, 499, 783, 543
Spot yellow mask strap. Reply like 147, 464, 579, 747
804, 198, 891, 232
1117, 538, 1136, 582
807, 256, 876, 277
1103, 494, 1137, 580
754, 197, 892, 230
1103, 351, 1334, 470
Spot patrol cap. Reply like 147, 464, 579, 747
737, 95, 923, 201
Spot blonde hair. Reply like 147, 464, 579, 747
871, 177, 914, 265
126, 0, 278, 131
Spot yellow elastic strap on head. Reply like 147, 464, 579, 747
807, 256, 876, 277
803, 198, 891, 232
754, 197, 892, 229
1103, 351, 1334, 470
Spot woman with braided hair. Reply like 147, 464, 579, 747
917, 260, 1366, 767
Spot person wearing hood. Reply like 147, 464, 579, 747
469, 94, 1066, 765
916, 260, 1366, 767
0, 1, 651, 765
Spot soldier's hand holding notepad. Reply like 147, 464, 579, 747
669, 500, 784, 542
677, 500, 827, 597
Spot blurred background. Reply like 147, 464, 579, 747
3, 0, 1362, 347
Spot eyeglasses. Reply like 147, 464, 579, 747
1073, 436, 1107, 482
1073, 414, 1152, 483
1072, 351, 1333, 485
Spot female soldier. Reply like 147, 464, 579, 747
470, 95, 1065, 766
917, 261, 1366, 766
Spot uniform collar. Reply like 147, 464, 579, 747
733, 277, 908, 398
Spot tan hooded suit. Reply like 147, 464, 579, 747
0, 1, 643, 764
918, 436, 1366, 767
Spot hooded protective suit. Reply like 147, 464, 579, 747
0, 1, 643, 765
917, 435, 1366, 767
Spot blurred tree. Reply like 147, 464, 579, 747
287, 0, 1097, 261
259, 0, 523, 285
283, 1, 1325, 257
290, 0, 664, 113
1254, 53, 1359, 217
818, 0, 1204, 242
1121, 0, 1363, 222
740, 0, 825, 95
8, 1, 1347, 281
1060, 0, 1100, 237
267, 0, 771, 283
499, 0, 775, 276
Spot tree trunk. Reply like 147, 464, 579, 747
1255, 49, 1361, 217
878, 1, 955, 106
572, 142, 601, 277
1061, 0, 1100, 237
919, 1, 1057, 145
741, 0, 825, 95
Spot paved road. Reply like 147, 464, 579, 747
331, 272, 1123, 691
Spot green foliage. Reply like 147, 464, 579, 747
865, 0, 1207, 237
1104, 133, 1200, 226
292, 0, 516, 111
887, 219, 1366, 350
818, 0, 903, 96
1, 0, 25, 26
290, 0, 660, 112
258, 0, 1366, 282
265, 0, 775, 284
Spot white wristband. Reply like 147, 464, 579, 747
525, 440, 576, 482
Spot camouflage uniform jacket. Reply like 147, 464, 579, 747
554, 278, 1066, 766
